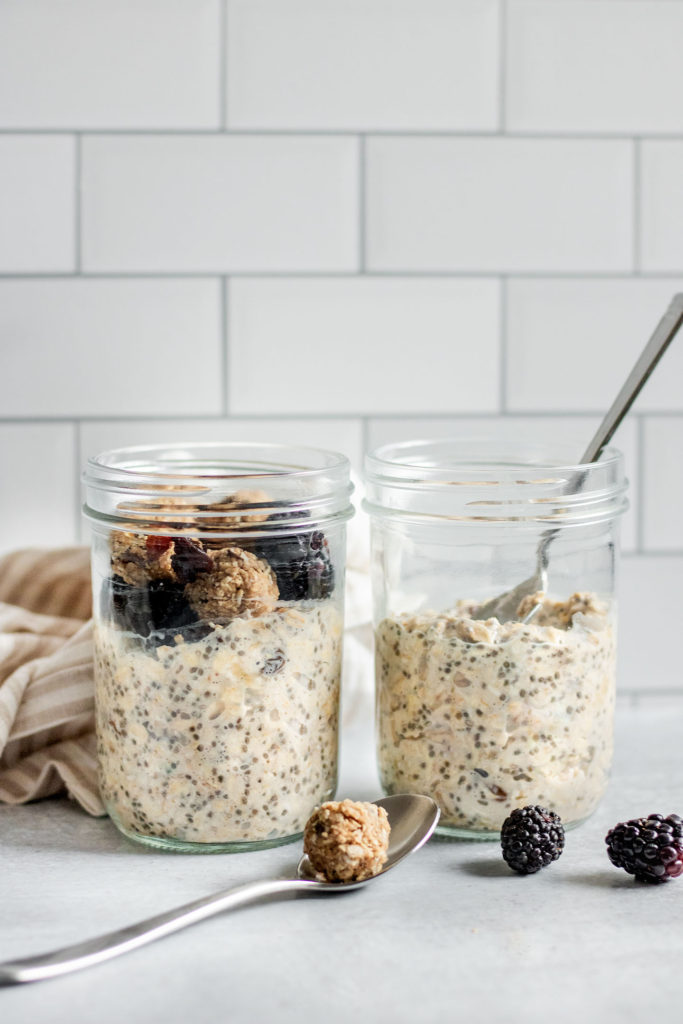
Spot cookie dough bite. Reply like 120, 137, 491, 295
110, 531, 176, 586
110, 532, 213, 587
185, 546, 279, 620
303, 799, 391, 882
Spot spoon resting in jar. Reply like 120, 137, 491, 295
473, 292, 683, 624
0, 794, 439, 986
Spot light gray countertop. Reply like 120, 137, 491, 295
1, 693, 682, 1024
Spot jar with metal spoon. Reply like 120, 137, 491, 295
365, 294, 682, 839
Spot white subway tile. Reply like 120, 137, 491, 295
507, 279, 683, 413
229, 278, 500, 415
80, 419, 364, 473
0, 279, 221, 417
0, 0, 220, 129
641, 142, 683, 272
366, 138, 632, 272
366, 415, 638, 552
619, 556, 683, 689
227, 0, 499, 130
82, 136, 358, 272
0, 423, 76, 554
0, 136, 74, 272
642, 418, 683, 552
507, 1, 683, 134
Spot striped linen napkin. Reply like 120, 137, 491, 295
0, 548, 104, 816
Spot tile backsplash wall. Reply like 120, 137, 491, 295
1, 0, 682, 689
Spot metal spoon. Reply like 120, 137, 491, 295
474, 292, 683, 624
0, 794, 439, 986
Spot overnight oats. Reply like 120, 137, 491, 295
84, 443, 353, 852
376, 592, 616, 834
365, 438, 628, 838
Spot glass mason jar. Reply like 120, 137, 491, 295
364, 439, 628, 839
83, 443, 353, 853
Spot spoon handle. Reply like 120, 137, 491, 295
0, 877, 314, 985
581, 293, 683, 464
473, 293, 683, 623
536, 294, 683, 577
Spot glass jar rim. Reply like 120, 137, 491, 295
364, 437, 628, 527
83, 441, 354, 535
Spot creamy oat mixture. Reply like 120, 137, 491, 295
95, 601, 342, 844
376, 593, 615, 832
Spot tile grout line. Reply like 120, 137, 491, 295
222, 277, 230, 415
633, 137, 641, 274
499, 276, 508, 413
73, 421, 83, 543
3, 270, 683, 281
3, 410, 683, 424
636, 413, 646, 553
622, 549, 683, 560
74, 133, 82, 272
498, 0, 507, 134
358, 134, 366, 272
220, 0, 228, 130
6, 127, 683, 139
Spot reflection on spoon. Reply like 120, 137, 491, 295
0, 793, 439, 986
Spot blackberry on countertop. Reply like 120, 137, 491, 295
605, 814, 683, 884
500, 805, 565, 875
253, 529, 335, 601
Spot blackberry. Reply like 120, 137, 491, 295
104, 575, 198, 642
253, 529, 335, 601
605, 813, 683, 884
147, 618, 213, 650
500, 805, 565, 875
145, 535, 213, 584
170, 536, 213, 584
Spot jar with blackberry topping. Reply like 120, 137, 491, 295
364, 438, 628, 840
83, 443, 353, 852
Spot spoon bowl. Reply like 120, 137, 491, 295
0, 794, 439, 985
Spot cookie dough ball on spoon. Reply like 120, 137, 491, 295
303, 799, 391, 882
